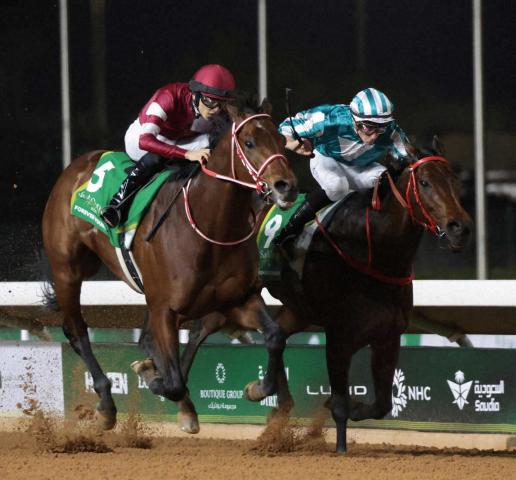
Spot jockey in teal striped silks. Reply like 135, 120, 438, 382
275, 87, 410, 247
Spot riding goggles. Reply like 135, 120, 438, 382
200, 95, 222, 109
355, 121, 390, 135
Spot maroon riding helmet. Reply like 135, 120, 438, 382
189, 64, 236, 100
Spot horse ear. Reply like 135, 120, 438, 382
404, 141, 419, 163
260, 98, 273, 115
432, 135, 446, 156
226, 102, 243, 123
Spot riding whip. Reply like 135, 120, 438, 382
285, 87, 303, 146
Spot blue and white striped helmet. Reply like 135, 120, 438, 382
350, 88, 394, 124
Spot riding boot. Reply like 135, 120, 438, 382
101, 152, 164, 228
274, 201, 317, 247
274, 187, 332, 247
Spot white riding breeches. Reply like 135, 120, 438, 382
124, 119, 210, 160
309, 150, 386, 202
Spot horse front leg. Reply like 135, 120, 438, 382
232, 295, 287, 402
350, 332, 401, 421
132, 312, 227, 433
141, 306, 186, 402
176, 313, 228, 433
56, 279, 117, 430
270, 305, 307, 414
325, 325, 353, 453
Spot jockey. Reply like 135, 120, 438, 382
101, 64, 236, 228
274, 87, 409, 246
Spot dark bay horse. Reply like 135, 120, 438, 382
173, 137, 472, 450
42, 99, 298, 430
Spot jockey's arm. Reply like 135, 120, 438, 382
139, 132, 188, 159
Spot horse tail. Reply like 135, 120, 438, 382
31, 243, 60, 312
40, 280, 60, 312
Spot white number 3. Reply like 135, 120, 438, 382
87, 161, 116, 193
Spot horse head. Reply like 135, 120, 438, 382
402, 136, 472, 252
225, 99, 298, 209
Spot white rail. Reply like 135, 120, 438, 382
1, 280, 516, 307
2, 281, 516, 344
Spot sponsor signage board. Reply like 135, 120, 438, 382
61, 344, 516, 433
0, 341, 64, 415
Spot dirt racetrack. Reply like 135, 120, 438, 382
1, 413, 515, 480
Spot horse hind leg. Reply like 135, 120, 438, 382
54, 274, 117, 430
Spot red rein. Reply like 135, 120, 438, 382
316, 155, 448, 285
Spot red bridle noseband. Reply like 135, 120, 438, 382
184, 114, 289, 245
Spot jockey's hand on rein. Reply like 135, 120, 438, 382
185, 148, 211, 163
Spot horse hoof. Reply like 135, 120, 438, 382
94, 409, 116, 430
131, 358, 160, 387
130, 358, 156, 375
244, 381, 266, 402
177, 412, 200, 434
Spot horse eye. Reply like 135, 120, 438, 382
245, 140, 255, 149
419, 179, 430, 188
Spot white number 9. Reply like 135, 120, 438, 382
263, 214, 283, 249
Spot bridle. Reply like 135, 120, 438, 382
197, 113, 288, 196
316, 155, 450, 285
373, 155, 449, 235
184, 113, 289, 245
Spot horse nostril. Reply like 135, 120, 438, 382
447, 220, 471, 237
273, 180, 290, 194
447, 220, 462, 234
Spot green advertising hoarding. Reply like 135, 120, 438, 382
62, 344, 516, 433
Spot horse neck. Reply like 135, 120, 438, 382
192, 130, 255, 226
369, 169, 425, 266
326, 170, 425, 275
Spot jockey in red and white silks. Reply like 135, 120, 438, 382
101, 64, 236, 228
125, 83, 213, 161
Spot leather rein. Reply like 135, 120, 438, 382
183, 114, 289, 246
316, 155, 449, 285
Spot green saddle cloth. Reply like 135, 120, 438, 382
257, 193, 306, 281
70, 151, 172, 248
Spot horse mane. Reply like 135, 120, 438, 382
373, 140, 444, 203
337, 140, 443, 213
208, 90, 264, 149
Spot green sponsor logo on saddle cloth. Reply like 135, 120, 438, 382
257, 193, 306, 281
70, 151, 172, 248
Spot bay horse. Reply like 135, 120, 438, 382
171, 137, 472, 451
42, 98, 298, 430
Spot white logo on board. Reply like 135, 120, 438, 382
447, 370, 473, 410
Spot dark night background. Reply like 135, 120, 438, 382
1, 0, 516, 280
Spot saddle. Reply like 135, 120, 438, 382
71, 151, 176, 293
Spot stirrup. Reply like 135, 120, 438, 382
101, 205, 121, 228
